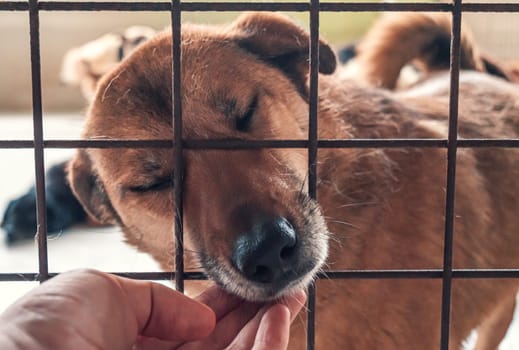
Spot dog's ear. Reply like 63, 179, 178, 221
67, 150, 119, 225
480, 53, 519, 83
230, 12, 337, 95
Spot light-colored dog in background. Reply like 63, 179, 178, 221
60, 25, 156, 100
65, 12, 519, 349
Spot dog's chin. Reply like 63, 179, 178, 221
202, 256, 325, 302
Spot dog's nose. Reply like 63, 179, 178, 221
232, 217, 298, 284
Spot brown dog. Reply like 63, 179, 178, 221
342, 12, 519, 89
338, 13, 519, 350
68, 12, 519, 349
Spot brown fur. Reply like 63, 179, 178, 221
346, 12, 517, 89
350, 15, 519, 348
68, 13, 519, 349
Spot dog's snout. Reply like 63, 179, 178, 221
232, 217, 298, 284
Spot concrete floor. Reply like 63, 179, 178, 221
0, 114, 517, 349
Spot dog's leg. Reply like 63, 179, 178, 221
1, 161, 88, 244
474, 293, 517, 350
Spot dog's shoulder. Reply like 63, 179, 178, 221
319, 76, 445, 141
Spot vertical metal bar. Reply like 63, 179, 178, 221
306, 282, 317, 349
29, 0, 49, 283
308, 1, 319, 198
307, 0, 320, 349
440, 0, 462, 348
171, 0, 184, 293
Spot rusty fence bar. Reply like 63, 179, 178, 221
28, 0, 49, 283
306, 1, 320, 348
3, 138, 519, 150
440, 0, 463, 348
3, 2, 519, 13
2, 268, 519, 283
1, 1, 519, 350
171, 0, 185, 294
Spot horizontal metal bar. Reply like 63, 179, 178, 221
45, 139, 173, 148
458, 139, 519, 148
2, 138, 519, 150
0, 271, 207, 282
0, 1, 28, 11
321, 270, 444, 279
461, 3, 519, 12
113, 271, 207, 280
38, 1, 170, 12
320, 269, 519, 279
0, 140, 34, 148
0, 2, 450, 13
181, 1, 308, 12
321, 2, 519, 13
452, 269, 519, 279
319, 2, 451, 12
3, 2, 449, 13
2, 2, 518, 13
35, 1, 310, 12
1, 269, 518, 282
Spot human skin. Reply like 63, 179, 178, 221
0, 269, 306, 350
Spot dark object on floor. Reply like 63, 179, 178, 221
1, 161, 87, 245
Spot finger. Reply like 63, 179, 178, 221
252, 304, 291, 350
225, 305, 269, 350
226, 290, 307, 350
178, 301, 262, 350
279, 290, 307, 323
111, 274, 216, 342
193, 285, 243, 320
253, 290, 307, 350
134, 336, 178, 350
137, 285, 259, 350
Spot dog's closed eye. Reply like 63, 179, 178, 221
213, 92, 259, 132
128, 176, 174, 193
236, 94, 259, 132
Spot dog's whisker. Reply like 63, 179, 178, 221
299, 172, 309, 197
338, 201, 379, 208
318, 268, 331, 281
322, 232, 341, 246
323, 217, 359, 230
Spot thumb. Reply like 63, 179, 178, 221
111, 274, 216, 342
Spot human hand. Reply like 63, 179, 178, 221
0, 269, 306, 350
136, 282, 307, 350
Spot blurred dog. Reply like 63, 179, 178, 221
1, 162, 86, 244
338, 13, 519, 349
68, 12, 519, 349
1, 26, 154, 245
339, 12, 519, 89
61, 25, 156, 100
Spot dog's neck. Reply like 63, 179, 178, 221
314, 76, 444, 269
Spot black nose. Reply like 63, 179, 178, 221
232, 217, 298, 284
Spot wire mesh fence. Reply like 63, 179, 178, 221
1, 1, 518, 349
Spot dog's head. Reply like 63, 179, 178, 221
69, 12, 336, 301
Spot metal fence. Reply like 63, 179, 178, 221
1, 1, 519, 349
